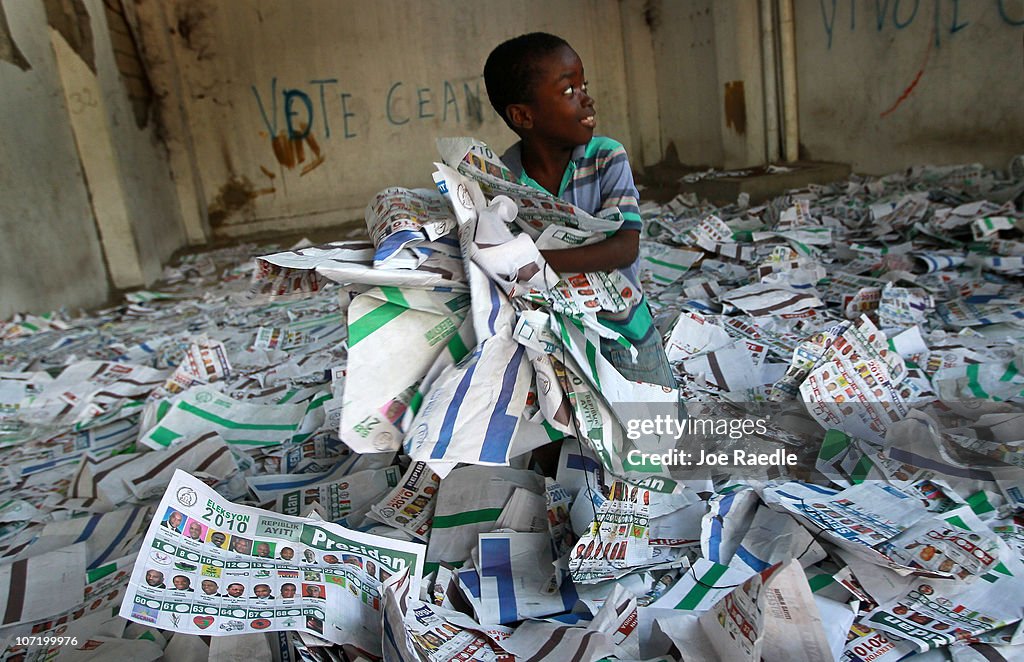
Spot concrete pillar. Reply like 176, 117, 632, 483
619, 0, 663, 169
51, 27, 145, 288
712, 0, 767, 168
128, 0, 209, 246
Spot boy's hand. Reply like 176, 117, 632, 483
539, 229, 639, 273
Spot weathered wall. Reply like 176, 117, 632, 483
84, 0, 187, 284
650, 0, 769, 170
647, 0, 1024, 173
8, 0, 1021, 320
796, 0, 1024, 173
141, 0, 645, 238
650, 0, 725, 167
0, 0, 110, 318
0, 0, 187, 317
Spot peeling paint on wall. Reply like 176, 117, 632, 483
724, 80, 746, 135
0, 4, 31, 70
43, 0, 95, 74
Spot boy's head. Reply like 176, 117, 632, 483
484, 32, 595, 145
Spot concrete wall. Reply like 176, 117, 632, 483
139, 0, 650, 239
650, 0, 770, 170
648, 0, 1024, 173
796, 0, 1024, 173
0, 0, 110, 318
650, 0, 725, 167
5, 0, 1022, 319
0, 0, 187, 317
84, 0, 187, 283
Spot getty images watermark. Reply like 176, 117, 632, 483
623, 414, 798, 468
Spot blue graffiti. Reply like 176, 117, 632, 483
283, 89, 312, 139
385, 79, 483, 126
443, 81, 459, 122
310, 79, 338, 137
820, 0, 1023, 49
950, 0, 969, 32
340, 93, 356, 138
254, 77, 485, 141
385, 82, 409, 125
251, 77, 279, 135
892, 0, 920, 29
252, 77, 357, 140
251, 77, 356, 140
1000, 0, 1024, 25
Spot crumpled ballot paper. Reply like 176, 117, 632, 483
0, 147, 1023, 661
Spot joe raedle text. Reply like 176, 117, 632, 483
626, 447, 798, 468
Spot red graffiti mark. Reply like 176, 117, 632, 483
880, 36, 933, 118
269, 123, 325, 175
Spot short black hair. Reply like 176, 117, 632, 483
484, 32, 572, 129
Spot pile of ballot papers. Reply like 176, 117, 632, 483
0, 140, 1022, 661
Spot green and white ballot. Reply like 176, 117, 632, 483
120, 470, 425, 651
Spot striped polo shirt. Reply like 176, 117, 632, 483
501, 137, 656, 343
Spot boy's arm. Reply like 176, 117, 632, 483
539, 229, 639, 273
539, 138, 642, 274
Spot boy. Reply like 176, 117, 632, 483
483, 33, 674, 387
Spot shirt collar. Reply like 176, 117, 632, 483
569, 142, 587, 163
502, 141, 588, 187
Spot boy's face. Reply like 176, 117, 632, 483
510, 45, 595, 149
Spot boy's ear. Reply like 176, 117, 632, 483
506, 103, 533, 130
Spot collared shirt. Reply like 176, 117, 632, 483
501, 137, 656, 343
500, 137, 643, 233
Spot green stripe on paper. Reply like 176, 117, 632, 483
305, 393, 332, 412
675, 563, 729, 610
86, 562, 118, 583
944, 515, 969, 530
348, 302, 407, 347
179, 401, 298, 431
431, 508, 504, 529
966, 491, 995, 515
380, 286, 410, 308
541, 420, 565, 441
966, 364, 992, 400
447, 332, 470, 363
558, 316, 572, 347
148, 426, 182, 448
818, 429, 849, 461
645, 257, 691, 272
409, 391, 424, 416
850, 455, 875, 484
807, 573, 835, 593
586, 341, 601, 390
